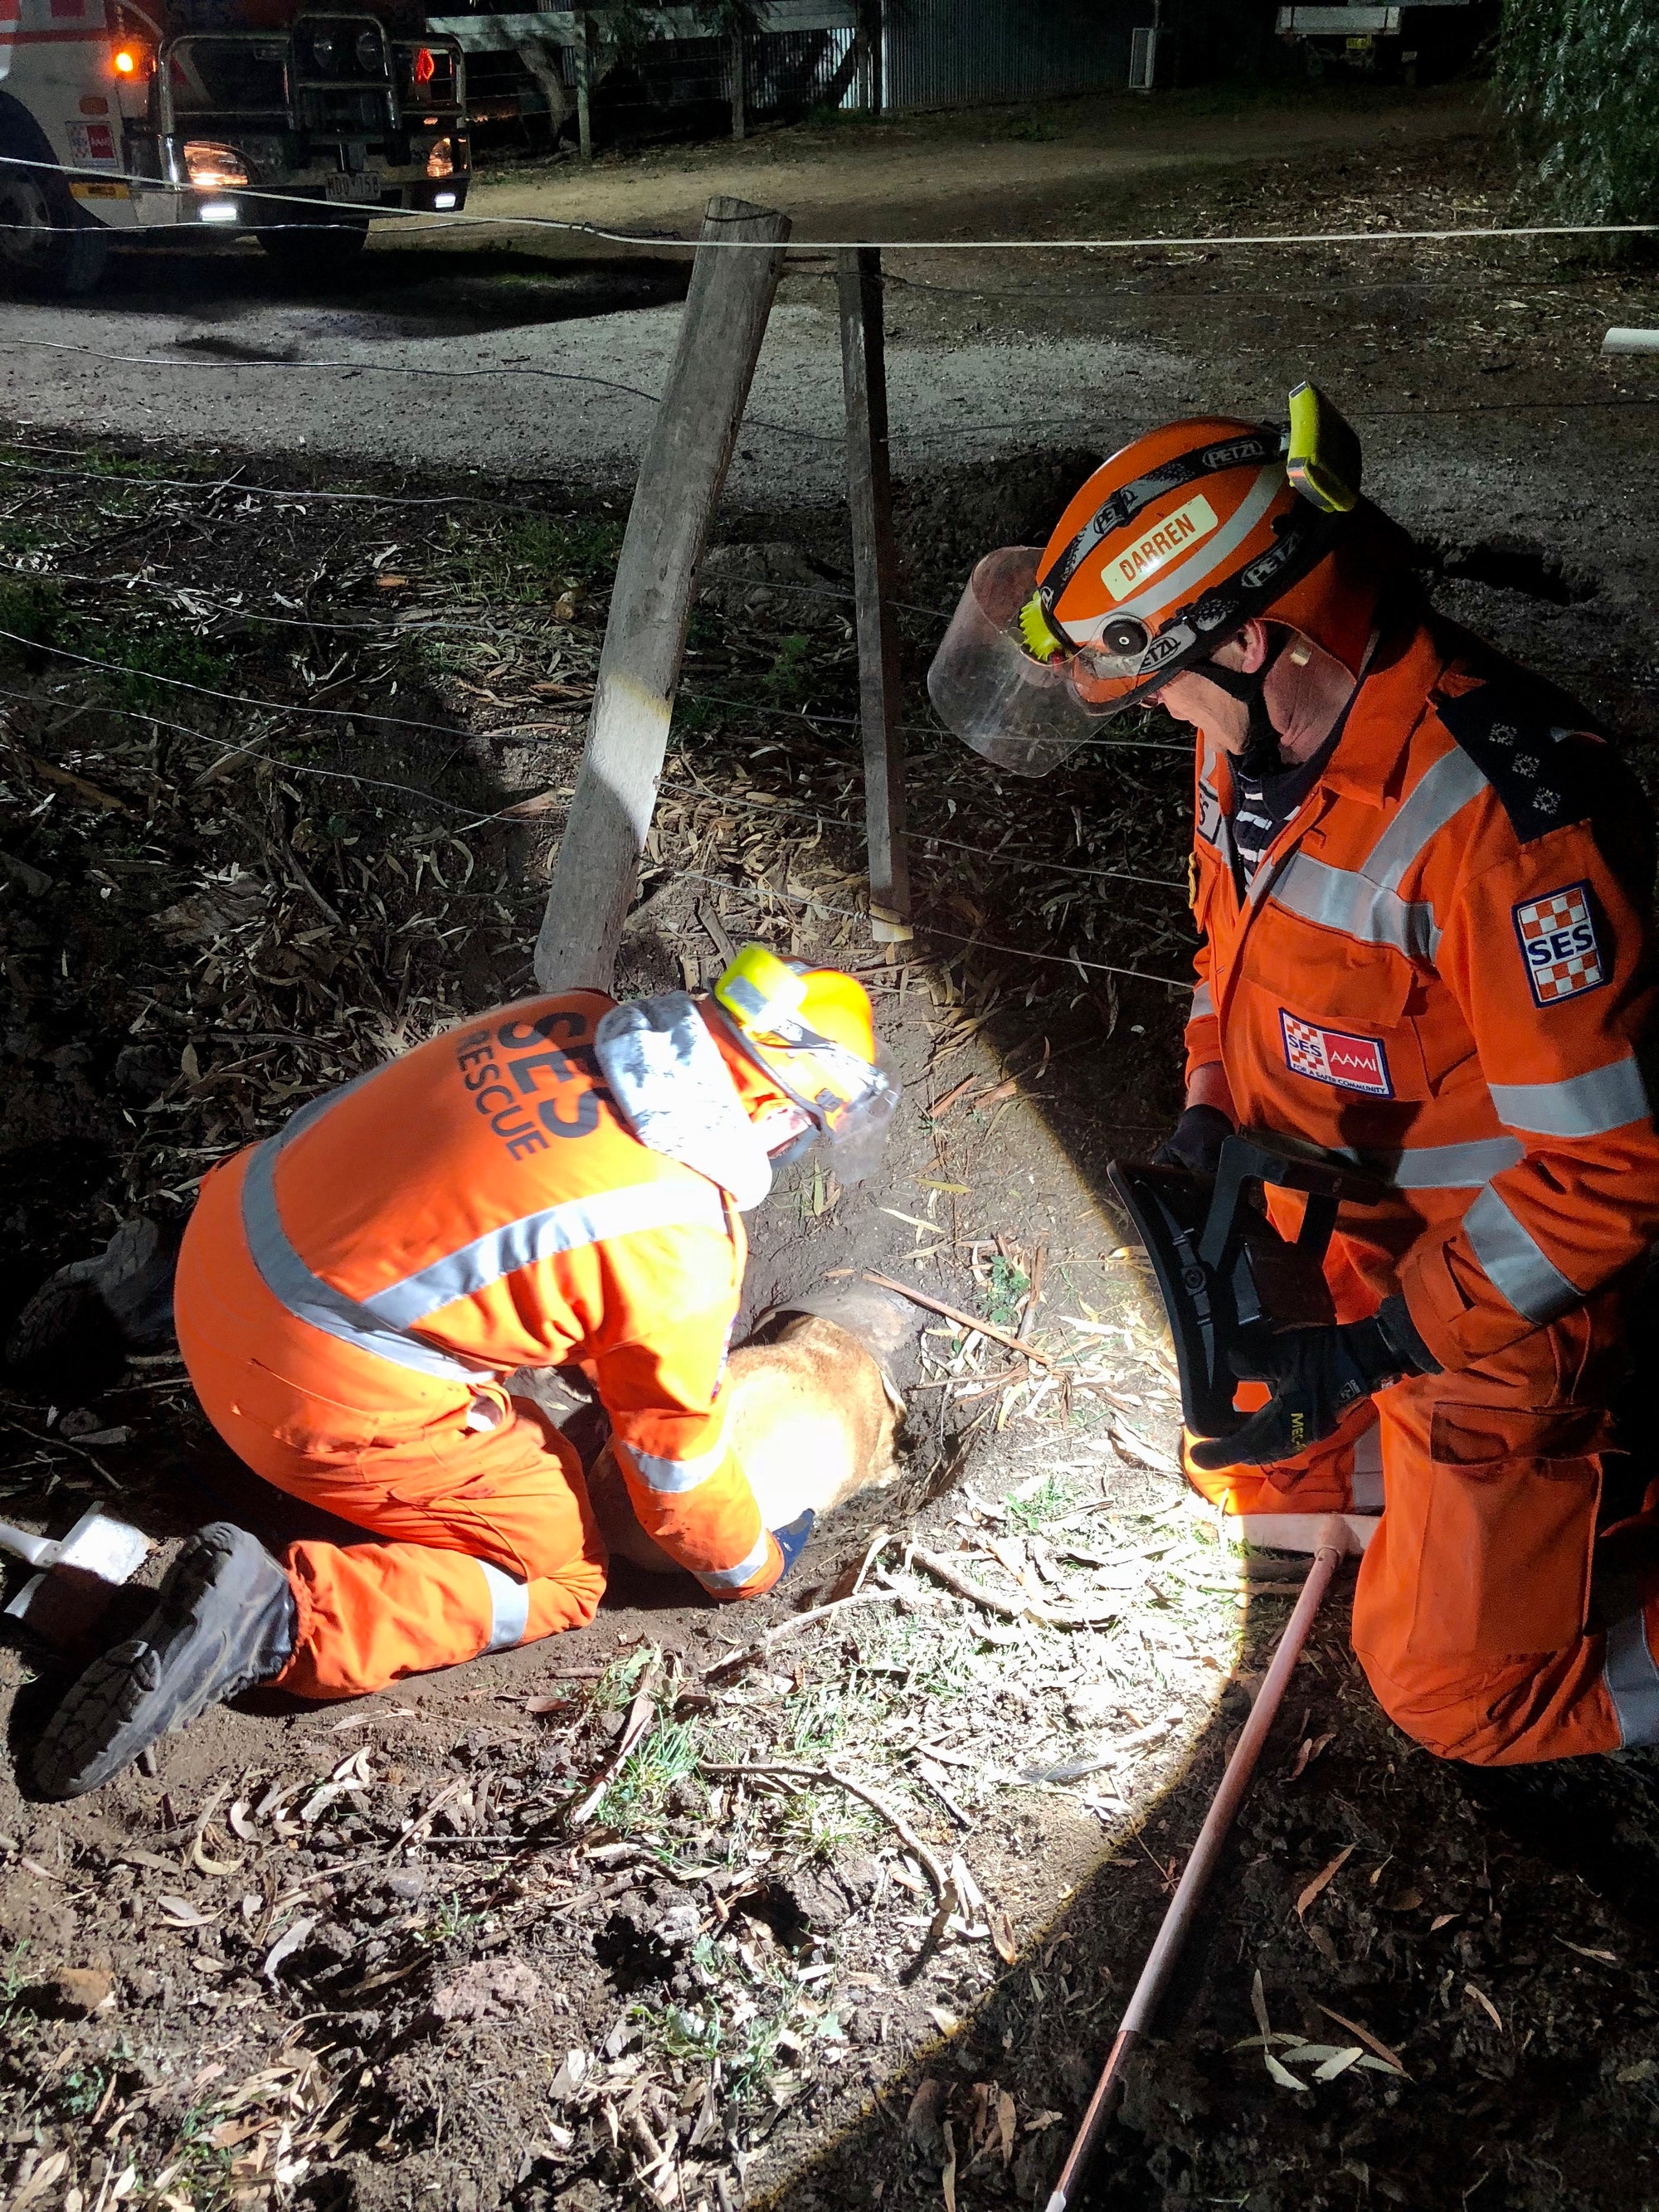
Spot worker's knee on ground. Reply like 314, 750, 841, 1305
1352, 1631, 1618, 1766
1353, 1652, 1526, 1766
527, 1553, 606, 1637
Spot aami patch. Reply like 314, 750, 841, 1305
1513, 882, 1606, 1006
1280, 1011, 1393, 1097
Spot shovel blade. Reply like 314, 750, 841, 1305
50, 1510, 150, 1585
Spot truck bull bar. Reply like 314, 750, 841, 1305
153, 17, 465, 147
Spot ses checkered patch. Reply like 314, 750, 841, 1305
1513, 882, 1606, 1007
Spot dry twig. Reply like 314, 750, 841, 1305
861, 1273, 1057, 1369
703, 1587, 900, 1682
908, 1546, 1120, 1631
700, 1759, 948, 1893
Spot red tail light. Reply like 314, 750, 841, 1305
412, 44, 435, 84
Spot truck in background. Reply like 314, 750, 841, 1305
1273, 0, 1495, 84
0, 0, 469, 292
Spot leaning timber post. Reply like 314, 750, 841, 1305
533, 196, 791, 993
836, 245, 912, 944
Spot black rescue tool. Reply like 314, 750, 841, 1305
1107, 1129, 1382, 1440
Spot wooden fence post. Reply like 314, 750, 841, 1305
533, 195, 791, 994
730, 27, 747, 139
575, 12, 593, 160
855, 0, 883, 112
837, 245, 911, 945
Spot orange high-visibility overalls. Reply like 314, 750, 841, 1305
173, 990, 782, 1699
1183, 603, 1659, 1763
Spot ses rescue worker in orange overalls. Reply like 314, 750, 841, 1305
34, 946, 898, 1799
929, 386, 1659, 1767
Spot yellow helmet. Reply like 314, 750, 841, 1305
711, 943, 898, 1181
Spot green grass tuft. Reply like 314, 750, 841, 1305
593, 1714, 700, 1833
984, 1253, 1029, 1330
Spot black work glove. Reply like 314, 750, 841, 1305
1152, 1103, 1234, 1178
1189, 1295, 1438, 1471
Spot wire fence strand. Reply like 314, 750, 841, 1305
5, 153, 1659, 255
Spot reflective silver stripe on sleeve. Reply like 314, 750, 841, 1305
1191, 981, 1215, 1020
1604, 1609, 1659, 1748
1270, 853, 1441, 961
1360, 1135, 1526, 1189
365, 1179, 729, 1330
1462, 1183, 1581, 1323
696, 1530, 774, 1594
1350, 1422, 1384, 1514
620, 1435, 729, 1496
241, 1138, 484, 1383
1490, 1057, 1651, 1139
475, 1557, 531, 1653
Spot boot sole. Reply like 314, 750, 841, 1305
34, 1528, 265, 1800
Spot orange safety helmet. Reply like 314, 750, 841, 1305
927, 384, 1371, 777
708, 944, 898, 1182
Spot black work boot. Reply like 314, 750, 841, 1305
33, 1524, 297, 1800
7, 1217, 179, 1397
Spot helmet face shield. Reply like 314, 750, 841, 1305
927, 548, 1120, 779
819, 1038, 898, 1184
931, 396, 1365, 780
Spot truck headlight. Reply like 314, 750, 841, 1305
426, 139, 455, 179
182, 141, 251, 189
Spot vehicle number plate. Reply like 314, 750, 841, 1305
325, 173, 380, 203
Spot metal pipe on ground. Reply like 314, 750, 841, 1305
1044, 1515, 1353, 2212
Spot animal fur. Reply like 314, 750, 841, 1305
584, 1312, 902, 1576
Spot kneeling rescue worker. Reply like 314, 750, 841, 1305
34, 947, 898, 1798
929, 384, 1659, 1767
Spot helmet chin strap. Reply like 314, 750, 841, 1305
1199, 634, 1290, 779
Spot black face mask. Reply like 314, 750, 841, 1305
1198, 635, 1290, 780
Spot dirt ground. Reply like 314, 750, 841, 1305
2, 83, 1659, 2212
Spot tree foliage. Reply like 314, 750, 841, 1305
1496, 0, 1659, 225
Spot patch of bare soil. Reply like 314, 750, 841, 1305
453, 84, 1486, 255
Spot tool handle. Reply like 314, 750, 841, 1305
0, 1521, 54, 1568
1044, 1523, 1345, 2212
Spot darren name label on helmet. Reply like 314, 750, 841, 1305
1102, 493, 1219, 601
